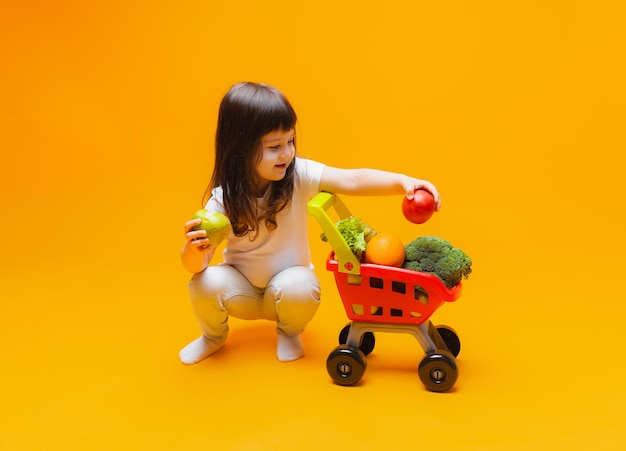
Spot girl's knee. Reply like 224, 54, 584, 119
270, 267, 321, 335
268, 266, 321, 304
189, 265, 234, 298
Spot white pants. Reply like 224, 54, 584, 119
188, 264, 321, 344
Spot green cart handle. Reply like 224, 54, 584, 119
308, 192, 361, 276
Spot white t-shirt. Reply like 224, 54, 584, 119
206, 157, 326, 288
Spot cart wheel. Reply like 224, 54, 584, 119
436, 325, 461, 357
327, 345, 367, 386
339, 324, 376, 356
418, 350, 458, 392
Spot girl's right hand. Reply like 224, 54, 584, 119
184, 219, 212, 252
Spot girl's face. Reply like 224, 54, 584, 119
254, 128, 295, 193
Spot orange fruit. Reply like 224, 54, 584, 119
364, 232, 406, 267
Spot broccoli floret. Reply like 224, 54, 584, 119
403, 236, 472, 288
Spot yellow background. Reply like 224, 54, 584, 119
2, 1, 625, 449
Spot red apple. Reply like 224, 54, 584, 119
402, 190, 436, 224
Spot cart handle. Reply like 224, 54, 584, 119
308, 192, 361, 276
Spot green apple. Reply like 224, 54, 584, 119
192, 210, 232, 246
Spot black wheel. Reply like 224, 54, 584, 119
418, 350, 458, 392
436, 325, 461, 357
326, 345, 367, 386
339, 324, 376, 356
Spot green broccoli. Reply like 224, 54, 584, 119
320, 216, 376, 260
403, 236, 472, 288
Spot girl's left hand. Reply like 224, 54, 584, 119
405, 179, 441, 211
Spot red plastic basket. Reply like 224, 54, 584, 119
326, 252, 462, 325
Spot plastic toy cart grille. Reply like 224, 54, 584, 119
327, 253, 462, 325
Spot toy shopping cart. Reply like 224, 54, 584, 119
308, 192, 464, 392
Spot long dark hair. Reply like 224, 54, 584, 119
203, 82, 298, 238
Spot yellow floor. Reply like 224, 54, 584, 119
2, 1, 626, 449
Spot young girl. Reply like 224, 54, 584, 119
180, 82, 441, 364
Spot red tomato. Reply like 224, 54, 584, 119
402, 190, 436, 224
